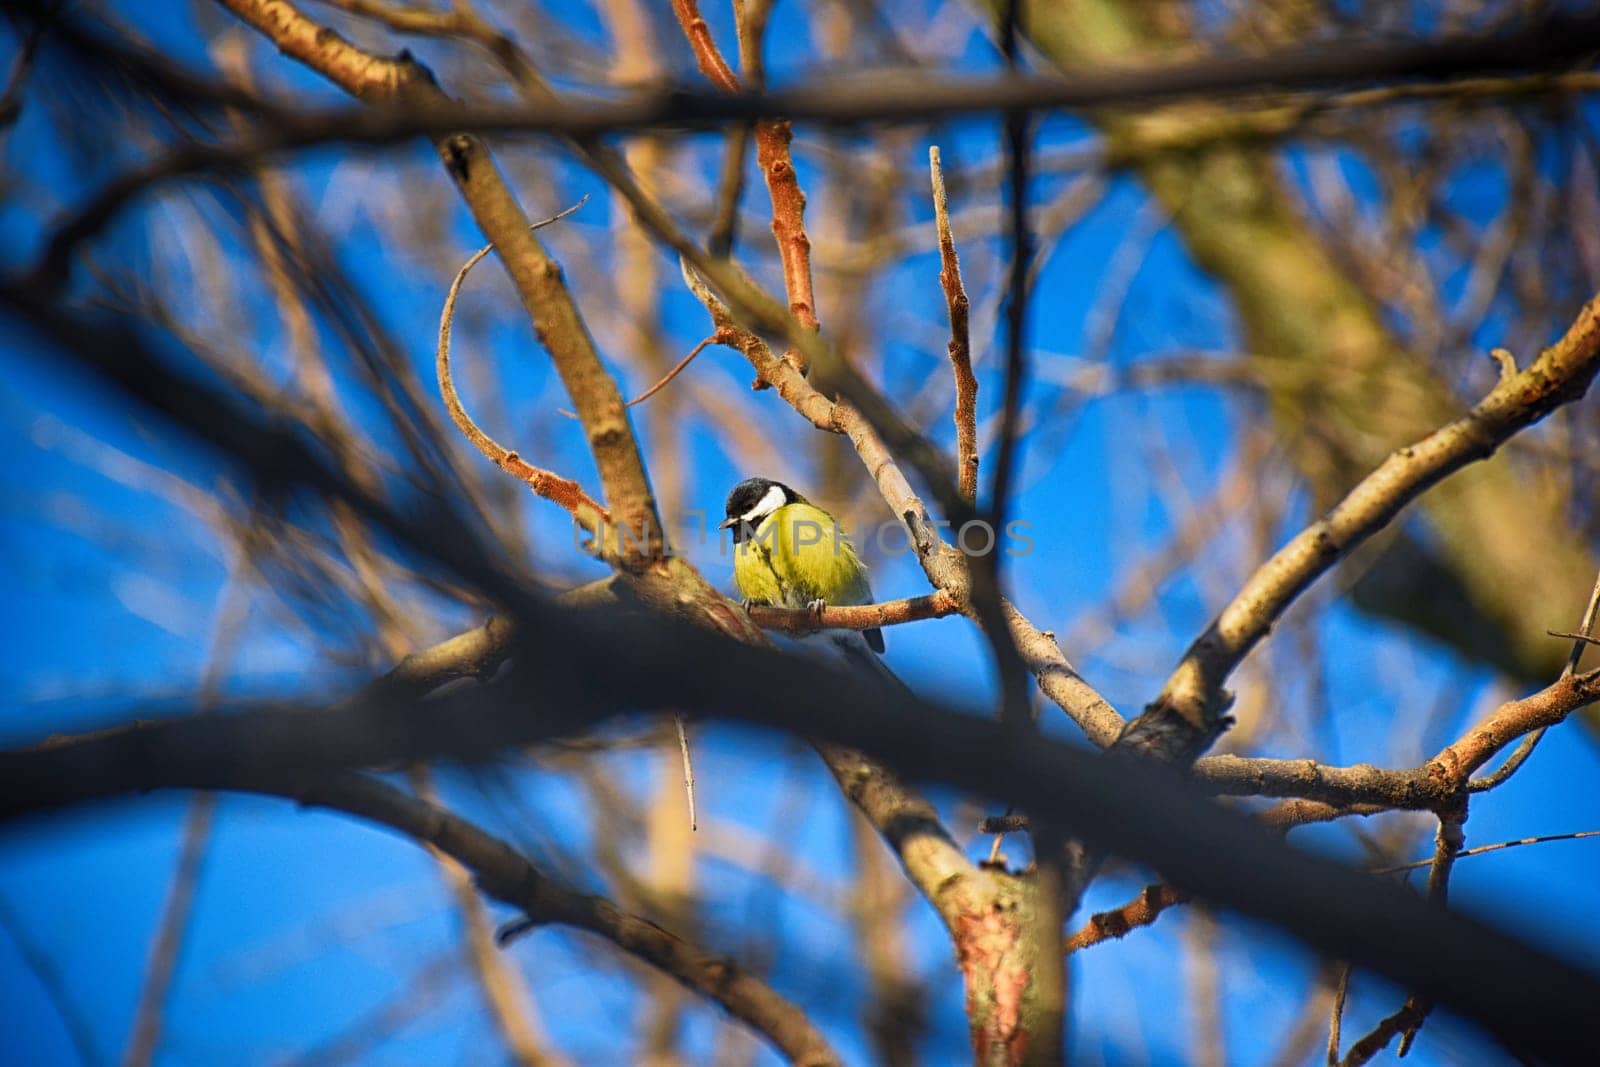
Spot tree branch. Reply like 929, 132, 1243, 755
30, 10, 1600, 304
1127, 292, 1600, 761
745, 590, 962, 636
1194, 666, 1600, 807
668, 0, 819, 368
436, 213, 609, 538
682, 261, 1126, 748
930, 146, 978, 505
4, 615, 1599, 1063
238, 769, 842, 1066
214, 0, 664, 562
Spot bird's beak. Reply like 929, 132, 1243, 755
718, 516, 737, 530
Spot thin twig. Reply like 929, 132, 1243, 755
1185, 907, 1226, 1067
1469, 566, 1600, 792
1327, 963, 1352, 1066
123, 545, 255, 1067
708, 123, 751, 258
992, 0, 1030, 534
701, 0, 768, 260
1064, 883, 1191, 952
1342, 804, 1467, 1065
744, 590, 961, 635
408, 768, 558, 1066
437, 202, 608, 533
929, 146, 978, 503
1375, 829, 1600, 874
669, 0, 741, 90
669, 0, 819, 374
0, 893, 102, 1066
1265, 962, 1344, 1067
563, 336, 714, 414
1401, 805, 1467, 1052
675, 715, 697, 832
1129, 292, 1600, 762
123, 795, 217, 1067
971, 0, 1036, 734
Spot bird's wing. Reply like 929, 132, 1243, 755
732, 536, 784, 605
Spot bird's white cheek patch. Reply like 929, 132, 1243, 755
739, 484, 788, 525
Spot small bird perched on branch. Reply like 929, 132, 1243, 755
720, 477, 885, 654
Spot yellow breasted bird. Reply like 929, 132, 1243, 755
720, 477, 884, 654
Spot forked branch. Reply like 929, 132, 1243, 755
1128, 293, 1600, 762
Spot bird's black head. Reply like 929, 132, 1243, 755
721, 478, 800, 542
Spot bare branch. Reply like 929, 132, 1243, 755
437, 210, 609, 536
682, 259, 1126, 747
5, 625, 1600, 1062
930, 146, 978, 504
31, 14, 1600, 299
1129, 293, 1600, 761
669, 0, 741, 92
1064, 882, 1189, 953
1193, 665, 1600, 808
1340, 801, 1467, 1063
409, 768, 563, 1067
615, 337, 716, 411
216, 0, 665, 562
670, 0, 818, 374
254, 770, 841, 1066
745, 590, 962, 636
1468, 565, 1600, 792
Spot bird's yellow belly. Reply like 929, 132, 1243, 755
733, 503, 872, 608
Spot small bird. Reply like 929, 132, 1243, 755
720, 477, 884, 654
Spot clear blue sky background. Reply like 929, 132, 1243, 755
3, 3, 1599, 1064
